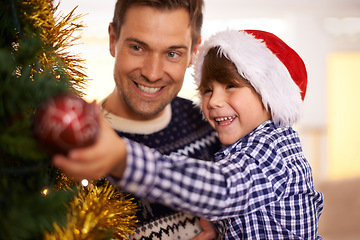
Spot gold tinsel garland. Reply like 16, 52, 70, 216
21, 0, 88, 94
44, 181, 138, 240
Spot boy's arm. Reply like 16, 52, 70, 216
109, 138, 287, 221
52, 117, 228, 220
53, 115, 287, 221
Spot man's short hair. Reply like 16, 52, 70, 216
112, 0, 204, 49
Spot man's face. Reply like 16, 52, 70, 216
109, 5, 196, 120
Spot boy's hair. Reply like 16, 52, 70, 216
112, 0, 204, 49
198, 47, 255, 94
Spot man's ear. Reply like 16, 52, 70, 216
109, 23, 116, 57
189, 38, 202, 67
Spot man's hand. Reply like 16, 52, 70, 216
52, 114, 127, 181
191, 218, 217, 240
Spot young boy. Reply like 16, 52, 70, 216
55, 29, 324, 239
190, 30, 324, 238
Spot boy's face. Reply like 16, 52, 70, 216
109, 5, 197, 120
201, 81, 271, 145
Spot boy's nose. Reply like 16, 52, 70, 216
208, 91, 224, 109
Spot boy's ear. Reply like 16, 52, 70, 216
189, 38, 202, 67
109, 23, 116, 57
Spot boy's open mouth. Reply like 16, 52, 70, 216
215, 116, 236, 126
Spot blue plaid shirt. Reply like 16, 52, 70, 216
114, 121, 323, 239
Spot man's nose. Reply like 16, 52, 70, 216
141, 53, 164, 82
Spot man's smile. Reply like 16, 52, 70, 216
135, 82, 163, 94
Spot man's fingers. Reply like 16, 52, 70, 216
191, 218, 217, 240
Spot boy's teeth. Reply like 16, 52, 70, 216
215, 116, 235, 122
138, 84, 161, 94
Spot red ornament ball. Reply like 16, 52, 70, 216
33, 93, 100, 154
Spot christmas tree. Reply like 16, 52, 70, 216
0, 0, 137, 239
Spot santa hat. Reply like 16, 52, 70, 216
194, 29, 307, 126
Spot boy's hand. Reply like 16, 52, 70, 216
52, 114, 127, 181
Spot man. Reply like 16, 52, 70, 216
54, 0, 222, 239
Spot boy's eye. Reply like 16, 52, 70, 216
202, 88, 212, 95
226, 84, 236, 89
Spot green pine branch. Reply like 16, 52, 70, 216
0, 1, 89, 239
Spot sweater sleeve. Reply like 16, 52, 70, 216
110, 138, 288, 221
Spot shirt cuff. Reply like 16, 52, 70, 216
110, 138, 159, 197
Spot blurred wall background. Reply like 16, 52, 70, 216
58, 0, 360, 239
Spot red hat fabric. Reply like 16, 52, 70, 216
244, 30, 307, 100
194, 29, 307, 126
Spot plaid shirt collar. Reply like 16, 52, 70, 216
214, 120, 274, 161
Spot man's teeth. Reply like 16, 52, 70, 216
138, 84, 161, 94
215, 116, 236, 122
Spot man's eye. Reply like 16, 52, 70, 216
131, 45, 141, 51
168, 51, 180, 58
